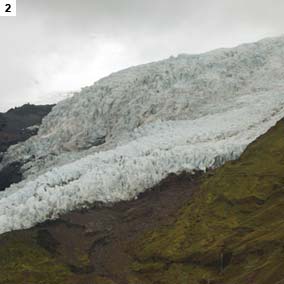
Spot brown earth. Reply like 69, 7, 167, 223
30, 172, 203, 284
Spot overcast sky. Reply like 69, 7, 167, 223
0, 0, 283, 111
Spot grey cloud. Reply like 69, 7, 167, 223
0, 0, 283, 111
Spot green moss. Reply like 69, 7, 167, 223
130, 262, 218, 284
0, 231, 72, 284
131, 120, 284, 283
93, 276, 117, 284
131, 260, 166, 273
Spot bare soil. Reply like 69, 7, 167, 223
36, 172, 203, 283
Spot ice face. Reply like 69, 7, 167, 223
1, 36, 284, 234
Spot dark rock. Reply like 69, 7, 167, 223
0, 162, 22, 191
0, 103, 54, 191
0, 103, 54, 153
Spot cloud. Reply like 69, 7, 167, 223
0, 0, 283, 111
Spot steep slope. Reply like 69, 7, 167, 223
0, 37, 284, 234
0, 118, 284, 284
130, 119, 284, 284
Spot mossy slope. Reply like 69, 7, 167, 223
131, 119, 284, 284
1, 120, 284, 284
0, 231, 115, 284
0, 231, 72, 284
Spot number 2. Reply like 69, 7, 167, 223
5, 4, 11, 12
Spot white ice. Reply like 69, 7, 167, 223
1, 36, 284, 234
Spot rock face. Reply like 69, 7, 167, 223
0, 104, 54, 191
0, 118, 284, 284
0, 103, 54, 153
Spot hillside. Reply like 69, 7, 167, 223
131, 119, 284, 284
0, 117, 283, 284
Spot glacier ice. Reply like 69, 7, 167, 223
1, 36, 284, 234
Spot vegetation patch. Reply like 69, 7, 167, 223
0, 231, 72, 284
130, 120, 284, 283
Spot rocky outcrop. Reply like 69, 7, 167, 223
0, 103, 54, 154
0, 103, 54, 191
0, 119, 284, 283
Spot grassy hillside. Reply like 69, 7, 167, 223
130, 119, 284, 284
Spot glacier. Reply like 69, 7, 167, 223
1, 36, 284, 234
